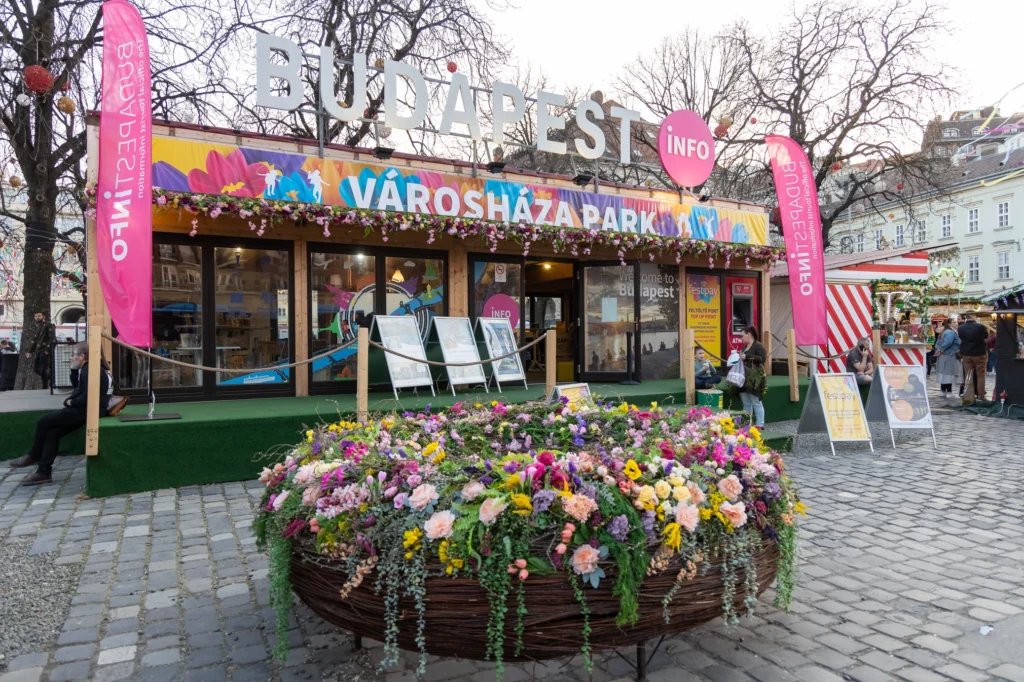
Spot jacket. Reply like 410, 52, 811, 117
740, 341, 768, 397
934, 328, 960, 355
28, 321, 55, 355
65, 362, 110, 417
957, 320, 988, 357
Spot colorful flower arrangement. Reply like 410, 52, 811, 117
254, 401, 803, 677
83, 187, 783, 268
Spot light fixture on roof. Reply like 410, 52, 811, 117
699, 194, 710, 203
373, 146, 394, 161
543, 263, 552, 270
572, 172, 594, 187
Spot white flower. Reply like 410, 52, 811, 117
272, 490, 290, 510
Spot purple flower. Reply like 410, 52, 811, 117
642, 510, 657, 543
532, 490, 556, 514
578, 485, 597, 501
393, 493, 408, 509
607, 514, 629, 541
282, 519, 306, 538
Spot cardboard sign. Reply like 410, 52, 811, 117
372, 315, 434, 390
549, 383, 591, 408
798, 373, 873, 454
428, 317, 487, 389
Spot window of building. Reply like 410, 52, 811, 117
968, 208, 979, 233
998, 251, 1011, 280
310, 252, 377, 385
895, 224, 905, 247
152, 243, 203, 389
971, 126, 983, 136
856, 233, 865, 252
875, 229, 884, 250
968, 256, 980, 283
942, 128, 958, 138
913, 220, 926, 243
941, 214, 952, 238
998, 201, 1010, 228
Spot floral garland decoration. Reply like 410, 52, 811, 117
84, 188, 784, 268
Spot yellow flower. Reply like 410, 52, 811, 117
510, 493, 533, 515
305, 430, 314, 442
474, 403, 482, 408
662, 522, 682, 551
654, 480, 671, 500
424, 442, 439, 456
749, 426, 761, 441
438, 540, 450, 563
503, 475, 522, 490
403, 528, 424, 550
699, 508, 713, 521
616, 402, 629, 415
794, 501, 809, 517
650, 401, 658, 410
668, 476, 684, 487
431, 449, 446, 464
623, 460, 642, 481
672, 486, 691, 502
491, 400, 498, 407
637, 485, 657, 507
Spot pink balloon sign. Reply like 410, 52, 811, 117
482, 293, 520, 328
657, 110, 715, 187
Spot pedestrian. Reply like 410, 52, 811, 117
24, 311, 56, 388
933, 319, 962, 398
8, 343, 109, 486
737, 326, 767, 429
844, 337, 875, 385
986, 328, 997, 375
694, 348, 722, 389
957, 311, 988, 403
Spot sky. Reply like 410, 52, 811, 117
481, 0, 1024, 119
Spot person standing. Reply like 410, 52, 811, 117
24, 311, 56, 388
957, 311, 989, 403
986, 328, 997, 375
738, 326, 767, 428
933, 319, 962, 398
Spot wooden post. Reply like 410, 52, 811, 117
86, 325, 102, 456
356, 326, 369, 423
293, 239, 309, 397
449, 245, 469, 317
545, 331, 557, 398
677, 264, 687, 378
872, 329, 883, 367
787, 329, 799, 402
761, 270, 772, 376
682, 328, 695, 405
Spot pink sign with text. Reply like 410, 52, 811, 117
657, 110, 715, 187
482, 294, 520, 329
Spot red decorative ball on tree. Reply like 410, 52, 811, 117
23, 65, 54, 93
446, 61, 457, 73
829, 161, 842, 173
896, 183, 904, 191
749, 117, 757, 124
713, 124, 728, 139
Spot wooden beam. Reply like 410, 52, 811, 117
682, 328, 695, 405
787, 328, 799, 402
762, 269, 772, 376
449, 244, 468, 317
293, 239, 309, 397
678, 264, 687, 378
356, 326, 369, 423
86, 324, 102, 456
872, 329, 883, 367
545, 331, 557, 398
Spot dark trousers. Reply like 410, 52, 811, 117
695, 375, 722, 389
28, 408, 85, 475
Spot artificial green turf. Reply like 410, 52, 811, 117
1, 410, 85, 461
87, 376, 810, 497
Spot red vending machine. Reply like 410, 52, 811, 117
725, 277, 758, 354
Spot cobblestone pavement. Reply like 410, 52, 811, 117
2, 389, 1023, 682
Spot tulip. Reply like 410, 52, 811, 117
514, 558, 527, 569
555, 543, 567, 555
518, 569, 529, 581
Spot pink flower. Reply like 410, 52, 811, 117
718, 475, 743, 502
675, 503, 699, 533
570, 544, 601, 575
518, 569, 529, 581
258, 467, 274, 484
409, 484, 438, 511
293, 463, 317, 486
424, 510, 456, 540
271, 490, 290, 510
719, 501, 747, 528
309, 518, 321, 533
561, 494, 598, 522
301, 485, 322, 507
462, 481, 485, 501
687, 482, 706, 506
407, 474, 423, 487
479, 497, 507, 526
537, 452, 555, 466
393, 492, 409, 509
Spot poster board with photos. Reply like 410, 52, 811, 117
476, 317, 527, 389
426, 317, 488, 393
370, 315, 435, 393
866, 365, 937, 448
797, 373, 873, 455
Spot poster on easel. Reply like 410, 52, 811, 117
549, 383, 591, 408
476, 317, 527, 392
797, 373, 873, 456
865, 365, 937, 449
426, 317, 488, 395
371, 315, 435, 399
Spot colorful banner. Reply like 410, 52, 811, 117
151, 137, 769, 245
816, 374, 871, 441
878, 366, 933, 428
97, 0, 152, 346
765, 136, 826, 345
685, 274, 722, 362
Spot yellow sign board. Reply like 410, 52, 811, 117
685, 274, 721, 361
816, 374, 871, 441
549, 383, 592, 408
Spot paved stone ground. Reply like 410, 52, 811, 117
1, 381, 1023, 682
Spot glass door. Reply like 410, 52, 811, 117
578, 263, 638, 382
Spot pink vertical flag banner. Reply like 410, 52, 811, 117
96, 0, 152, 346
764, 135, 827, 346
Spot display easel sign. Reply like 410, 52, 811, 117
866, 365, 937, 449
549, 383, 591, 408
371, 315, 436, 400
797, 373, 873, 456
426, 317, 488, 396
476, 317, 527, 392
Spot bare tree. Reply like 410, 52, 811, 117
225, 0, 510, 152
0, 0, 236, 389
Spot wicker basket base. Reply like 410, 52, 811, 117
290, 542, 779, 662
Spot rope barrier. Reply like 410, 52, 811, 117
694, 342, 728, 364
769, 331, 858, 362
366, 332, 550, 366
102, 333, 358, 374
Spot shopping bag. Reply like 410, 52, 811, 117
726, 360, 746, 387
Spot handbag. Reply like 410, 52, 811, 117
726, 359, 746, 387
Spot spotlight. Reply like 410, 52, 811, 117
572, 172, 594, 186
373, 146, 394, 161
699, 194, 710, 203
487, 161, 506, 174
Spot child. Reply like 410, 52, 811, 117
694, 348, 721, 389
